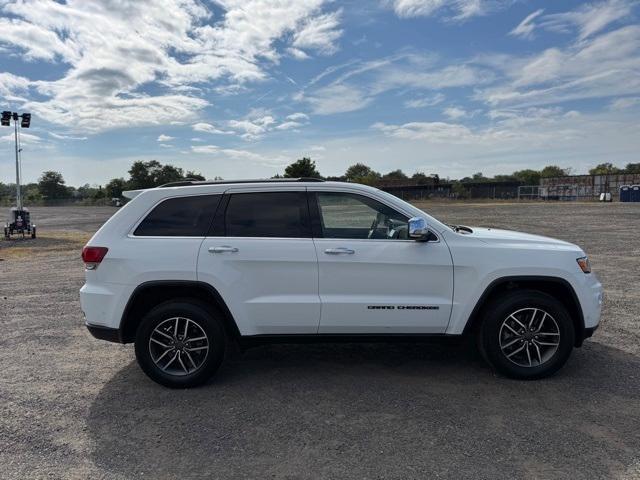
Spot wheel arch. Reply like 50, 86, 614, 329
462, 276, 586, 347
120, 280, 241, 344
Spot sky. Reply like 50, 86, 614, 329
0, 0, 639, 186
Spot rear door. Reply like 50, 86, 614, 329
309, 189, 453, 334
197, 187, 320, 336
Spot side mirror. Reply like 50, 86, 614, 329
408, 217, 429, 241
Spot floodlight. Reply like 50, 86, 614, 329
1, 111, 10, 126
20, 113, 31, 128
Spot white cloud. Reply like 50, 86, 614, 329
372, 121, 474, 142
510, 9, 545, 40
0, 72, 31, 99
275, 121, 303, 130
299, 84, 372, 115
228, 114, 276, 139
190, 144, 287, 166
157, 134, 175, 142
1, 132, 42, 144
477, 25, 640, 107
443, 106, 469, 120
0, 0, 342, 133
298, 53, 493, 115
388, 0, 510, 21
292, 9, 342, 55
404, 93, 445, 108
510, 1, 634, 41
287, 47, 310, 60
287, 112, 310, 121
48, 132, 88, 141
192, 122, 233, 135
158, 143, 173, 148
610, 97, 640, 109
191, 145, 220, 154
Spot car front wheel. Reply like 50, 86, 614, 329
478, 290, 575, 380
135, 300, 226, 388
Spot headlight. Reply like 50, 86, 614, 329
576, 256, 591, 274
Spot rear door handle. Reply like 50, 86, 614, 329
209, 246, 239, 253
324, 247, 355, 255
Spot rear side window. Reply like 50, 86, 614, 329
134, 195, 221, 236
225, 192, 309, 238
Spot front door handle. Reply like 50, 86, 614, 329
324, 247, 355, 255
209, 246, 239, 254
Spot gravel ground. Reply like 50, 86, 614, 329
0, 202, 639, 479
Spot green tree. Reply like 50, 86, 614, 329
512, 169, 541, 185
345, 163, 374, 181
540, 165, 569, 178
344, 163, 381, 184
589, 163, 621, 175
451, 182, 469, 198
38, 171, 70, 199
185, 170, 206, 181
382, 169, 408, 181
23, 183, 42, 203
493, 174, 517, 182
127, 160, 190, 189
105, 178, 127, 198
412, 172, 429, 184
624, 162, 640, 174
284, 157, 321, 178
92, 186, 105, 199
155, 164, 185, 185
77, 183, 100, 199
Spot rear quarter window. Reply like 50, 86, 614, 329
134, 195, 221, 236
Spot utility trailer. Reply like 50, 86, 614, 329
4, 207, 36, 239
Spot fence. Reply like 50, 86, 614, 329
540, 174, 640, 201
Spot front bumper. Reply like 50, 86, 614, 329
583, 324, 599, 340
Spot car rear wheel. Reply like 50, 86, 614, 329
478, 290, 575, 379
135, 300, 225, 388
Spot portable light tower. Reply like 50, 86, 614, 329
1, 110, 31, 210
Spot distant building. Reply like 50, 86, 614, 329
540, 173, 640, 200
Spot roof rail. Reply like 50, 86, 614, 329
158, 177, 325, 188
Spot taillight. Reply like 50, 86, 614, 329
82, 246, 108, 270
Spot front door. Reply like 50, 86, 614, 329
310, 191, 453, 334
197, 189, 320, 336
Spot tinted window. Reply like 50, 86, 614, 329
134, 195, 221, 236
225, 192, 309, 238
317, 192, 408, 239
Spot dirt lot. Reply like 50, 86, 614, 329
1, 203, 639, 479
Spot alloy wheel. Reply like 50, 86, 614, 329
498, 308, 560, 368
148, 317, 209, 376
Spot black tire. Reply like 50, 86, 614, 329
478, 290, 575, 380
135, 300, 226, 388
31, 227, 36, 239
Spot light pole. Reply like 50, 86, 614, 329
1, 111, 31, 211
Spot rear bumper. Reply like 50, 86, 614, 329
80, 282, 132, 330
86, 323, 123, 343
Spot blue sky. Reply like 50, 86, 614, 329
0, 0, 639, 186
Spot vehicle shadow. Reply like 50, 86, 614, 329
87, 341, 640, 479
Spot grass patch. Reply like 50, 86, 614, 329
0, 230, 91, 260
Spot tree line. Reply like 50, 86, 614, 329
1, 158, 639, 205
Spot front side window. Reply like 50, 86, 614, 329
225, 192, 309, 238
316, 192, 408, 239
134, 195, 221, 236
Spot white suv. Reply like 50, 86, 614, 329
80, 179, 602, 388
